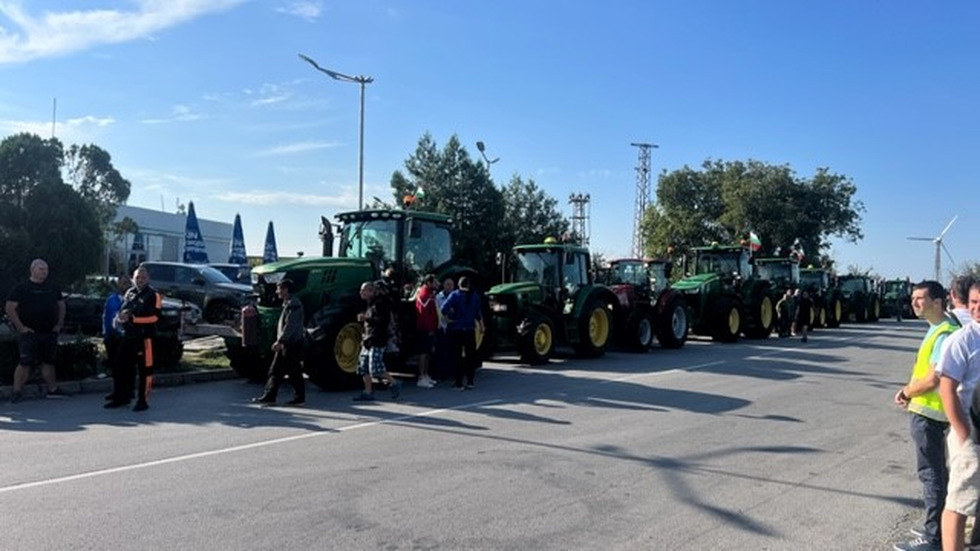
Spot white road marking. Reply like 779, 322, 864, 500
0, 398, 503, 495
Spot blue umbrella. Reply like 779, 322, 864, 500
262, 221, 278, 263
228, 213, 247, 265
183, 201, 210, 264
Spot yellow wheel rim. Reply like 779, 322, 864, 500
335, 322, 363, 374
588, 307, 610, 346
760, 296, 773, 328
728, 307, 740, 334
534, 323, 553, 356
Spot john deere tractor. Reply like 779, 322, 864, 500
880, 278, 914, 320
487, 241, 618, 364
226, 209, 479, 389
599, 258, 687, 351
672, 244, 775, 342
755, 256, 817, 325
799, 267, 843, 328
837, 274, 881, 323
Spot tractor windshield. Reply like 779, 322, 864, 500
340, 219, 398, 266
695, 251, 746, 278
883, 281, 906, 294
757, 262, 799, 285
800, 271, 827, 290
840, 278, 869, 294
609, 262, 646, 286
514, 251, 559, 287
404, 219, 452, 276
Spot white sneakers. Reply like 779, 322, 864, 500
416, 375, 437, 388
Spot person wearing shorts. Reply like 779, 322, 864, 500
937, 280, 980, 551
353, 281, 401, 402
5, 258, 66, 403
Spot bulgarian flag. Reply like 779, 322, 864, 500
748, 231, 762, 251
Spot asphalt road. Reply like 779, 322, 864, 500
1, 320, 927, 550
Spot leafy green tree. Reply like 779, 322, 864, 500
390, 133, 506, 282
643, 159, 864, 263
64, 144, 131, 230
0, 133, 102, 295
500, 175, 569, 246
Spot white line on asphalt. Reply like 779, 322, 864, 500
0, 398, 503, 495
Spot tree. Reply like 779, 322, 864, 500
390, 133, 507, 281
0, 133, 102, 295
500, 175, 569, 247
64, 144, 131, 230
643, 159, 864, 263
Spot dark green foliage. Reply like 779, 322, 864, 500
642, 159, 864, 262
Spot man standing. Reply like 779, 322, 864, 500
440, 276, 484, 390
795, 289, 813, 343
106, 266, 161, 412
415, 274, 439, 388
5, 258, 67, 403
102, 275, 131, 401
252, 279, 306, 406
894, 281, 960, 551
937, 280, 980, 551
353, 281, 402, 402
949, 275, 975, 327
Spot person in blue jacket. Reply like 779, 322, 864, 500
440, 276, 484, 390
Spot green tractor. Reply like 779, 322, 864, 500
837, 274, 881, 323
880, 278, 914, 320
672, 244, 775, 342
799, 267, 843, 328
598, 258, 688, 351
487, 241, 618, 364
753, 256, 827, 327
226, 209, 479, 389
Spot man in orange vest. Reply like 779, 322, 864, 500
893, 281, 960, 551
105, 266, 162, 412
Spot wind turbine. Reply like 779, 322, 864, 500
907, 215, 957, 282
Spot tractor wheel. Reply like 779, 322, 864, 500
225, 338, 267, 383
712, 298, 741, 343
870, 297, 881, 322
624, 308, 655, 353
305, 317, 363, 390
655, 296, 688, 349
517, 314, 555, 365
855, 299, 868, 323
743, 295, 774, 339
815, 306, 827, 329
574, 297, 612, 358
826, 298, 843, 328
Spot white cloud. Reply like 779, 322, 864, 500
0, 114, 115, 143
214, 189, 352, 207
276, 1, 323, 23
140, 104, 205, 124
0, 0, 247, 64
255, 140, 341, 157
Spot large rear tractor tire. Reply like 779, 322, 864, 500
825, 298, 843, 328
517, 314, 555, 365
870, 297, 881, 322
655, 296, 688, 349
573, 297, 613, 358
225, 338, 267, 383
712, 298, 741, 343
743, 295, 774, 339
305, 318, 363, 390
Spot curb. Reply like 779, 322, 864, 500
1, 368, 240, 401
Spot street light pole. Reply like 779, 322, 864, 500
475, 140, 500, 179
298, 53, 374, 209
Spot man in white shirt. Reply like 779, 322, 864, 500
937, 281, 980, 551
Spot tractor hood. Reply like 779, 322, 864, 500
488, 281, 543, 298
672, 273, 718, 293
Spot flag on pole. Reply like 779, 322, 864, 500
262, 221, 279, 263
748, 231, 762, 251
228, 213, 247, 265
182, 201, 210, 264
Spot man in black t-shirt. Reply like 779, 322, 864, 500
4, 259, 66, 403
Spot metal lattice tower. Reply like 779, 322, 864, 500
568, 193, 591, 246
630, 142, 658, 258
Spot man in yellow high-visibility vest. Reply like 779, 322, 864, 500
894, 281, 960, 551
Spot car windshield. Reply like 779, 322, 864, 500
514, 251, 559, 286
197, 266, 235, 284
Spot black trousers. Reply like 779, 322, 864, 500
263, 343, 305, 400
448, 329, 477, 387
116, 336, 154, 404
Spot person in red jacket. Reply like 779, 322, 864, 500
415, 274, 439, 388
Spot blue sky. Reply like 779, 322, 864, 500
1, 1, 977, 282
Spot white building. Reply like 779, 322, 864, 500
106, 205, 234, 274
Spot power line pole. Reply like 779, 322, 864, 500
630, 142, 658, 258
569, 193, 591, 245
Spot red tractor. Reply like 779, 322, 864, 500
599, 259, 688, 351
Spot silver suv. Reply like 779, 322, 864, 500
140, 261, 253, 323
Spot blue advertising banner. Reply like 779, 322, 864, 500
263, 221, 278, 263
182, 201, 210, 264
228, 213, 247, 265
